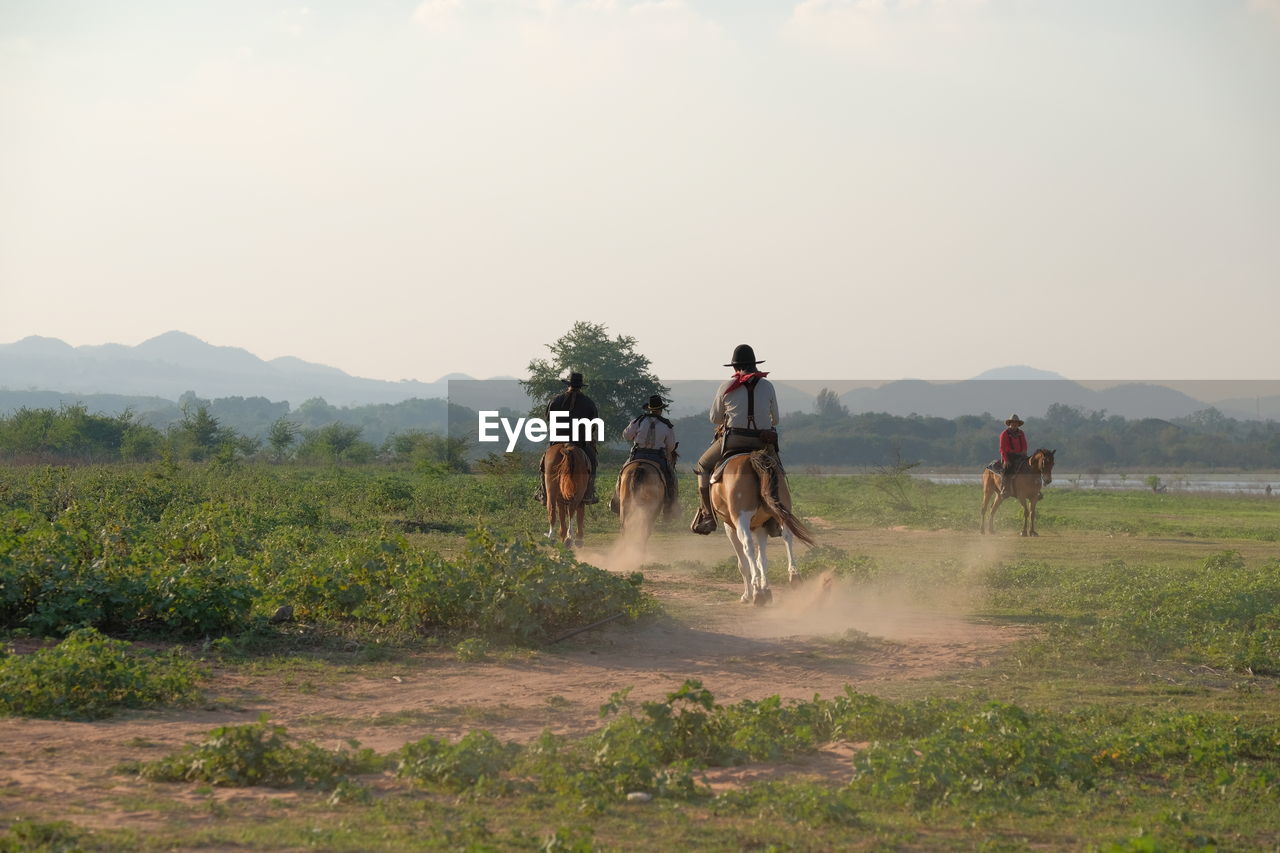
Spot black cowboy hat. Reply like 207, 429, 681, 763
643, 394, 667, 411
724, 344, 764, 368
561, 372, 586, 388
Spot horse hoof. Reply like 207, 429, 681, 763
753, 587, 772, 607
739, 593, 752, 604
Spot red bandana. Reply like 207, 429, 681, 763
723, 370, 769, 396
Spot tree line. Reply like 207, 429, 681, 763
4, 396, 1280, 471
0, 402, 467, 469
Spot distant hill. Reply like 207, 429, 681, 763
0, 332, 461, 406
838, 378, 1215, 420
971, 365, 1069, 381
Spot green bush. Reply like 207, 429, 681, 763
397, 730, 519, 792
0, 628, 199, 720
139, 716, 381, 789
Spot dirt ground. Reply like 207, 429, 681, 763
0, 525, 1028, 833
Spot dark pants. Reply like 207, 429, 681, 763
695, 432, 769, 482
1001, 454, 1026, 488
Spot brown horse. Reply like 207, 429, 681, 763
980, 448, 1056, 536
542, 444, 589, 546
711, 450, 815, 605
617, 458, 666, 551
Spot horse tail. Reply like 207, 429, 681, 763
557, 447, 577, 502
749, 450, 815, 547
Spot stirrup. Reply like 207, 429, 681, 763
690, 510, 715, 535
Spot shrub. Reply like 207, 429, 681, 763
138, 716, 381, 789
0, 628, 199, 720
397, 730, 519, 792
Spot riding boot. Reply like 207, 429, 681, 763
999, 468, 1013, 498
690, 479, 716, 535
583, 471, 599, 505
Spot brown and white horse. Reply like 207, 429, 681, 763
711, 450, 815, 605
980, 448, 1056, 536
543, 444, 589, 546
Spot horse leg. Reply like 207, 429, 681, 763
1018, 498, 1030, 537
546, 496, 556, 540
1029, 498, 1039, 536
723, 522, 753, 603
987, 494, 1004, 535
752, 525, 773, 606
574, 502, 585, 548
781, 527, 798, 584
735, 510, 762, 601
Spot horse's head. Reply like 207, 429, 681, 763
1032, 448, 1056, 485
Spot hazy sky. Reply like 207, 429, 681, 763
3, 0, 1278, 382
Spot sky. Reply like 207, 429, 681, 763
2, 0, 1278, 382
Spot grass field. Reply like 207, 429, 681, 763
1, 461, 1277, 851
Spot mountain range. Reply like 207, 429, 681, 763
3, 334, 1279, 421
0, 332, 460, 407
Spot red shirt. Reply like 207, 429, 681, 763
999, 428, 1028, 463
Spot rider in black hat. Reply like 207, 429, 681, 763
535, 372, 600, 506
612, 394, 679, 519
690, 344, 780, 535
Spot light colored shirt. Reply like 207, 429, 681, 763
623, 415, 676, 453
711, 377, 779, 430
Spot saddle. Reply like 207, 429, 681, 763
626, 455, 668, 487
709, 449, 755, 485
987, 457, 1031, 477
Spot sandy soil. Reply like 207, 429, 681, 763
0, 525, 1028, 833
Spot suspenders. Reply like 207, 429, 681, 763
745, 377, 758, 430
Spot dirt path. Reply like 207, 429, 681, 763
0, 526, 1028, 833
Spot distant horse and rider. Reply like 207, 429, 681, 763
980, 447, 1056, 536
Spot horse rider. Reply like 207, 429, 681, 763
998, 414, 1029, 497
535, 372, 600, 506
611, 394, 679, 520
690, 344, 779, 535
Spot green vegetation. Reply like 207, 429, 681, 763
0, 464, 649, 643
0, 628, 199, 720
0, 455, 1278, 850
136, 715, 382, 789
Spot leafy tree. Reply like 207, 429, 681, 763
297, 423, 372, 463
814, 388, 849, 420
522, 322, 669, 437
268, 417, 300, 461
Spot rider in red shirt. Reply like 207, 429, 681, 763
999, 414, 1028, 497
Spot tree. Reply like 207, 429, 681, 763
268, 417, 300, 460
521, 322, 669, 437
814, 388, 849, 420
